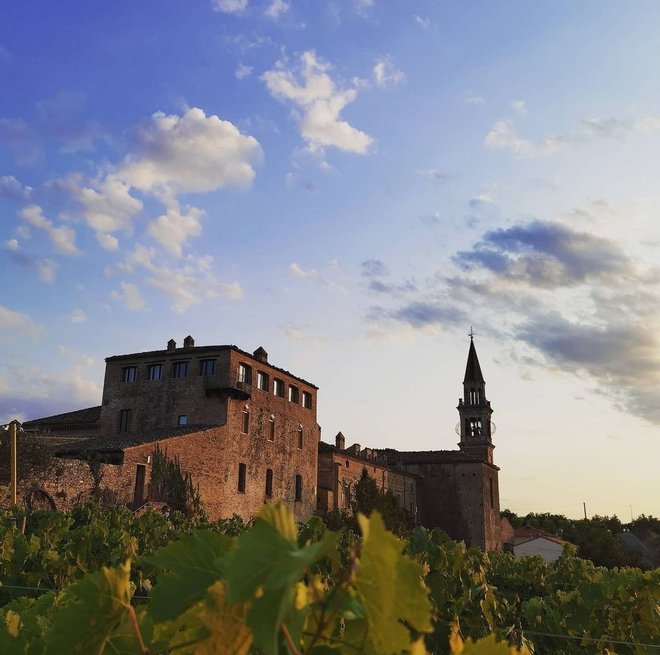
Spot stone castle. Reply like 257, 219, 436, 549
21, 335, 502, 550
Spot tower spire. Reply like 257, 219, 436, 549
457, 334, 494, 464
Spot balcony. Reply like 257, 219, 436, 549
204, 375, 252, 399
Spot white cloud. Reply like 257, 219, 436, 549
0, 305, 42, 341
70, 308, 87, 323
263, 51, 374, 154
147, 202, 204, 256
5, 239, 19, 251
96, 233, 119, 250
0, 175, 32, 200
120, 107, 263, 194
414, 15, 431, 28
511, 99, 527, 114
265, 0, 289, 19
235, 63, 253, 79
289, 262, 317, 278
485, 119, 571, 157
118, 245, 244, 312
20, 204, 80, 255
110, 282, 146, 312
211, 0, 247, 13
72, 173, 143, 233
465, 91, 485, 106
36, 259, 57, 283
373, 57, 405, 88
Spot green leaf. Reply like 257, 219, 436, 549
44, 560, 132, 655
354, 513, 433, 655
225, 503, 338, 602
145, 531, 232, 622
195, 581, 252, 655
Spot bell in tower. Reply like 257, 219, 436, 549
457, 330, 495, 464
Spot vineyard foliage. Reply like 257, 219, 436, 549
0, 503, 657, 654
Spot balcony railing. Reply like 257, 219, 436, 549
203, 375, 252, 398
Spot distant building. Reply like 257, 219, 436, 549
503, 525, 570, 562
16, 335, 503, 550
318, 337, 502, 550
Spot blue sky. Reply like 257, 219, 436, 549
2, 1, 660, 519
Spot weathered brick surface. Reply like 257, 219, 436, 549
317, 443, 418, 521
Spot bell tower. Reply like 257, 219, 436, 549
457, 331, 494, 464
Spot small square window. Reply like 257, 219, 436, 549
288, 385, 299, 404
242, 410, 250, 434
173, 361, 189, 379
273, 379, 284, 398
148, 364, 162, 381
178, 415, 188, 426
302, 391, 312, 409
257, 371, 269, 391
199, 359, 216, 376
238, 463, 246, 493
122, 366, 137, 383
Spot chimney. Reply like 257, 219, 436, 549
253, 346, 268, 362
335, 432, 345, 450
167, 339, 176, 352
183, 335, 195, 349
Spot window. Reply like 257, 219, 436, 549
297, 427, 303, 449
242, 410, 250, 434
178, 415, 188, 426
199, 359, 216, 376
489, 478, 494, 508
238, 463, 246, 493
265, 469, 273, 498
465, 418, 482, 437
122, 366, 137, 383
295, 474, 302, 501
238, 363, 252, 384
273, 379, 284, 398
288, 385, 299, 404
173, 361, 189, 379
302, 391, 312, 409
148, 364, 162, 381
268, 417, 275, 441
257, 371, 269, 391
118, 409, 132, 433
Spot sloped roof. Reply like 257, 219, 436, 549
22, 406, 101, 429
463, 338, 485, 383
55, 424, 220, 456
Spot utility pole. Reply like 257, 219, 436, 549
9, 420, 19, 506
583, 501, 587, 520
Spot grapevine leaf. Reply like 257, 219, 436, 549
145, 531, 232, 622
354, 513, 432, 654
43, 560, 132, 655
226, 503, 338, 602
450, 626, 532, 655
194, 581, 252, 655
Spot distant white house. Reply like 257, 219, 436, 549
501, 523, 569, 563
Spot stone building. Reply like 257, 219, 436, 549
17, 335, 502, 550
23, 337, 320, 522
316, 336, 501, 550
317, 432, 419, 521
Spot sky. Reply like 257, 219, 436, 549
1, 0, 659, 521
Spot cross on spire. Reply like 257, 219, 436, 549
468, 326, 475, 341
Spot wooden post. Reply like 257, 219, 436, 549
10, 420, 18, 507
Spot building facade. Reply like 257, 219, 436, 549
18, 335, 502, 549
